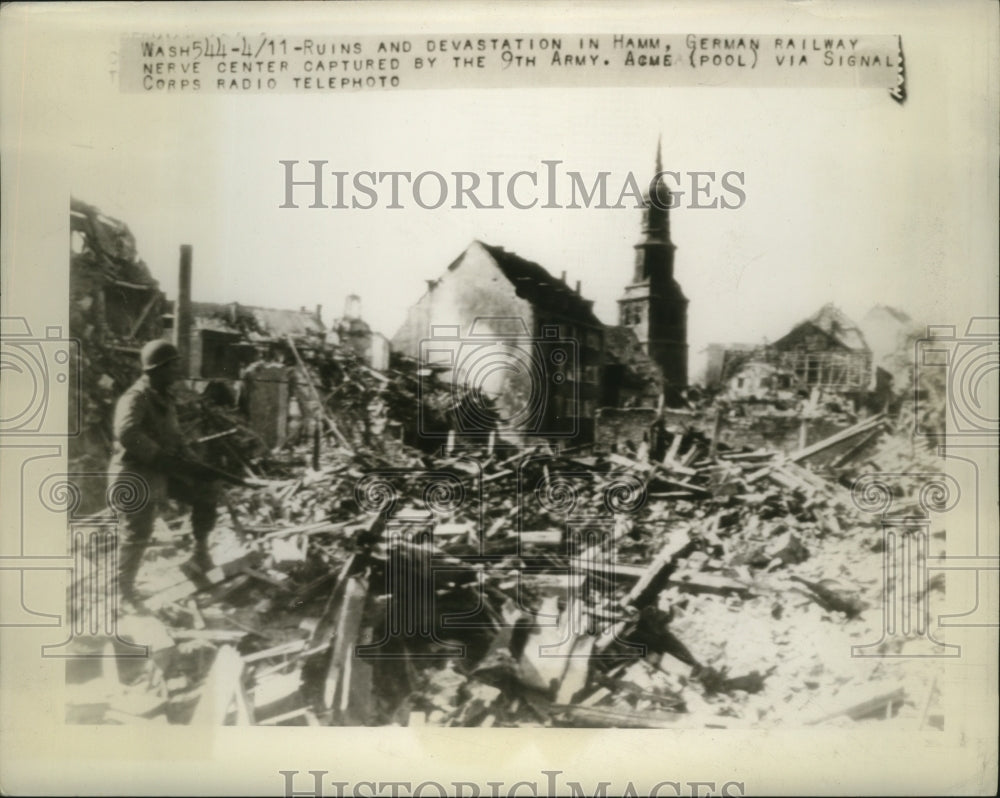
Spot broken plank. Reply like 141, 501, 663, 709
647, 474, 710, 497
323, 576, 367, 710
144, 576, 201, 610
664, 433, 683, 464
555, 635, 594, 704
170, 629, 248, 643
804, 687, 906, 725
186, 599, 206, 630
243, 639, 307, 664
204, 573, 253, 604
258, 707, 311, 726
241, 567, 293, 592
679, 444, 703, 467
518, 529, 563, 546
667, 571, 754, 598
258, 518, 346, 542
832, 427, 884, 468
571, 559, 646, 581
606, 453, 652, 472
656, 460, 699, 478
790, 413, 885, 463
579, 686, 611, 707
309, 554, 357, 650
190, 645, 248, 726
481, 469, 514, 484
552, 704, 685, 728
620, 533, 696, 609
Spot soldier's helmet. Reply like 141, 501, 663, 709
140, 340, 180, 372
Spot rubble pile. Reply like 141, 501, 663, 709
66, 409, 946, 730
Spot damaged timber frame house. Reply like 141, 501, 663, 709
719, 303, 875, 407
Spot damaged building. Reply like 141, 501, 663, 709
70, 198, 167, 346
392, 240, 607, 442
709, 304, 875, 406
329, 294, 391, 371
162, 300, 326, 382
772, 303, 872, 397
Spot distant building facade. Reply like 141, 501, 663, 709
329, 294, 391, 370
163, 301, 325, 381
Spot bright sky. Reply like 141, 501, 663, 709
6, 2, 997, 380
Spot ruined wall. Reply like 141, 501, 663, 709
391, 243, 541, 432
594, 407, 659, 453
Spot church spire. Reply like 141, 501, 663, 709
642, 138, 671, 243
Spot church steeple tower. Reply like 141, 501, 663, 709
617, 141, 689, 390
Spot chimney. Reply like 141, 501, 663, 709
561, 270, 567, 283
315, 303, 323, 322
575, 280, 581, 295
174, 245, 193, 378
344, 294, 362, 320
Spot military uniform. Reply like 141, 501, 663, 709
110, 373, 217, 600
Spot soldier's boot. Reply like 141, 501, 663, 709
117, 538, 149, 608
188, 500, 217, 573
189, 537, 215, 573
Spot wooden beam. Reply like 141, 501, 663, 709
789, 413, 885, 463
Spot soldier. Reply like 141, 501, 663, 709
109, 339, 218, 605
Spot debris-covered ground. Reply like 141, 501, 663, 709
64, 394, 948, 730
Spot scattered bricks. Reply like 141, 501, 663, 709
84, 315, 944, 731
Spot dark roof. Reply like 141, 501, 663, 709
166, 300, 324, 338
247, 305, 324, 337
474, 241, 602, 327
776, 303, 869, 352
